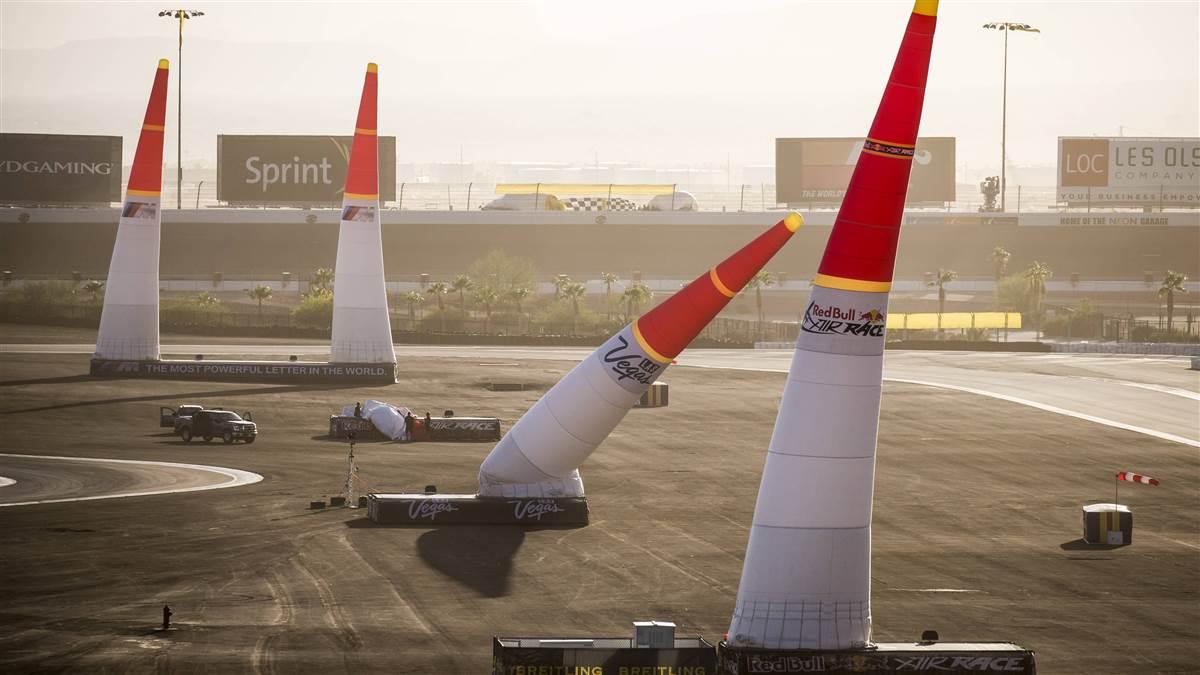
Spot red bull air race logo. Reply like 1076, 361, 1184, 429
801, 302, 886, 337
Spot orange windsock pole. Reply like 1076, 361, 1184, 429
344, 64, 379, 201
635, 213, 802, 361
727, 0, 939, 651
814, 1, 937, 294
479, 212, 803, 498
94, 59, 170, 362
127, 60, 170, 197
331, 63, 396, 366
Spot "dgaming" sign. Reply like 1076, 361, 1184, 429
0, 133, 122, 205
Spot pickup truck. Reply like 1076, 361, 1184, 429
178, 410, 257, 444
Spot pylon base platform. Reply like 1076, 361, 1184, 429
716, 641, 1037, 674
366, 493, 588, 526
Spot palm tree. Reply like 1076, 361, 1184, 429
472, 285, 499, 333
622, 282, 652, 322
403, 291, 424, 327
452, 274, 473, 316
506, 286, 532, 332
553, 274, 571, 300
194, 291, 220, 308
990, 246, 1011, 309
562, 282, 587, 335
426, 281, 450, 331
600, 272, 619, 319
81, 279, 105, 303
1158, 270, 1188, 332
926, 268, 958, 338
1023, 261, 1053, 340
745, 271, 775, 336
246, 284, 273, 320
311, 267, 334, 294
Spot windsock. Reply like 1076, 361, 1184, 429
1117, 472, 1159, 486
478, 212, 803, 498
331, 63, 396, 365
727, 0, 939, 650
95, 59, 169, 361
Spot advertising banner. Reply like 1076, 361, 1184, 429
90, 358, 397, 384
776, 136, 956, 205
217, 134, 396, 205
1058, 137, 1199, 207
0, 133, 122, 205
427, 417, 502, 442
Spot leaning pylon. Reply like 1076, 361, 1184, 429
726, 0, 939, 650
94, 59, 169, 361
331, 63, 397, 367
478, 212, 803, 499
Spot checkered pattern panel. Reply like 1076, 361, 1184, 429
562, 197, 640, 211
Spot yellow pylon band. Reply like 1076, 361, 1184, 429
813, 273, 892, 293
354, 128, 377, 136
913, 0, 938, 16
630, 320, 673, 364
125, 189, 161, 197
343, 192, 379, 201
709, 268, 736, 298
142, 124, 165, 132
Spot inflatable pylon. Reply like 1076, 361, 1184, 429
479, 212, 803, 498
95, 59, 169, 361
727, 0, 939, 650
331, 63, 396, 366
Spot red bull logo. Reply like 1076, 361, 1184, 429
802, 302, 886, 337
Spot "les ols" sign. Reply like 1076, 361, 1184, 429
1060, 138, 1109, 187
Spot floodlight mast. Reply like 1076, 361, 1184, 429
982, 21, 1040, 212
158, 9, 205, 209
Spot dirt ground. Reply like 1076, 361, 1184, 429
0, 348, 1196, 674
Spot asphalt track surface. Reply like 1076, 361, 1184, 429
0, 341, 1196, 674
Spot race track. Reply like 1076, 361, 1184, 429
0, 453, 263, 507
6, 342, 1193, 447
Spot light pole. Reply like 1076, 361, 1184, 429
159, 9, 205, 209
982, 21, 1039, 212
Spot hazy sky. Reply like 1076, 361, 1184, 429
2, 0, 1197, 178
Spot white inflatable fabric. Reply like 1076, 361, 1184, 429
331, 197, 395, 364
727, 286, 887, 649
478, 323, 666, 498
95, 201, 161, 360
342, 400, 411, 441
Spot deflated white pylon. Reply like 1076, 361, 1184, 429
727, 0, 940, 650
331, 63, 396, 365
94, 60, 169, 361
478, 212, 803, 499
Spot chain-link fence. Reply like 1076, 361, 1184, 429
141, 178, 1164, 214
